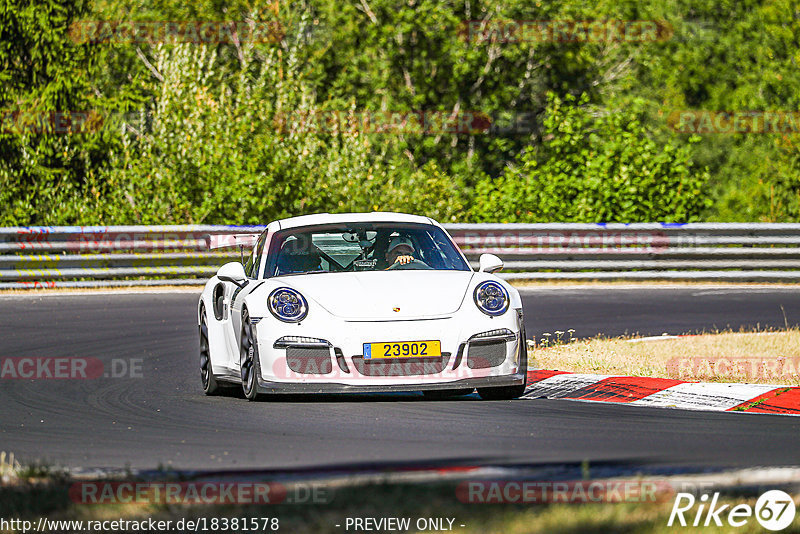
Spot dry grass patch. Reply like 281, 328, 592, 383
2, 475, 796, 534
529, 330, 800, 384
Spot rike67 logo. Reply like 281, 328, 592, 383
668, 490, 796, 530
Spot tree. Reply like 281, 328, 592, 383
472, 93, 710, 222
0, 0, 106, 224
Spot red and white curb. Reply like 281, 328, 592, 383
523, 370, 800, 415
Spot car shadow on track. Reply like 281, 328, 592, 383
214, 386, 483, 402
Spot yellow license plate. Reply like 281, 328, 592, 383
364, 341, 441, 359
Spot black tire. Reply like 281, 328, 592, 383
477, 327, 528, 401
422, 388, 474, 399
240, 308, 260, 401
200, 307, 219, 395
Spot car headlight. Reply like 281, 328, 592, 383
474, 281, 509, 316
268, 287, 308, 322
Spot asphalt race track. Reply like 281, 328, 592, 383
524, 285, 800, 338
1, 286, 799, 471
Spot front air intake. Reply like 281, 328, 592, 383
286, 346, 333, 374
466, 341, 507, 369
351, 354, 450, 376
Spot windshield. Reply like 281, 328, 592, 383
266, 222, 470, 276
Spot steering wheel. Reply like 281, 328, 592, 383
387, 259, 432, 270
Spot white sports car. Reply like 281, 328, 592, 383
197, 212, 528, 400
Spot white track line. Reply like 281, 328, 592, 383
522, 373, 617, 399
629, 382, 778, 411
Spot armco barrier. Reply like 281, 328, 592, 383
2, 223, 800, 288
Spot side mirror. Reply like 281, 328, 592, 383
478, 253, 504, 274
217, 261, 247, 286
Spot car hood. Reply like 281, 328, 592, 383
279, 270, 475, 320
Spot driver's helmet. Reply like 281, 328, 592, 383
387, 235, 414, 255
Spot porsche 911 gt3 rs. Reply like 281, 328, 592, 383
197, 212, 528, 400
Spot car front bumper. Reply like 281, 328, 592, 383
250, 309, 527, 394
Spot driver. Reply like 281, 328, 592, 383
386, 236, 420, 267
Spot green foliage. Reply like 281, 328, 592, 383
81, 19, 467, 224
85, 38, 375, 223
472, 94, 710, 222
0, 0, 103, 225
379, 161, 468, 223
1, 0, 799, 224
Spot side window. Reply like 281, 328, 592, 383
243, 248, 256, 277
250, 232, 269, 278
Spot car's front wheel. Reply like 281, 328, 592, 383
200, 307, 219, 395
477, 327, 528, 401
240, 309, 260, 401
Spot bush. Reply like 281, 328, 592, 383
472, 94, 711, 222
80, 16, 466, 225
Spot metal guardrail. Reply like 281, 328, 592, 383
2, 223, 800, 288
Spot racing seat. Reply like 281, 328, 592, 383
276, 246, 323, 275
